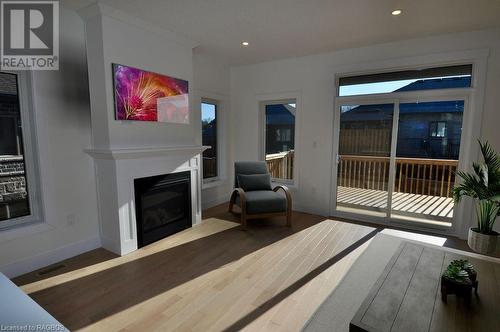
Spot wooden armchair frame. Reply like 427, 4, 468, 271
228, 185, 292, 229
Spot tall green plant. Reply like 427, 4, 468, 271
453, 141, 500, 234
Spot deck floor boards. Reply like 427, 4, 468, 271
337, 186, 454, 219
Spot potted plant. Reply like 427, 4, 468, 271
441, 259, 478, 304
453, 141, 500, 255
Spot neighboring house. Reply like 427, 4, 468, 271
0, 79, 29, 221
202, 118, 217, 157
265, 104, 295, 154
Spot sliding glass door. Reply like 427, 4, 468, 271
336, 103, 394, 217
335, 99, 465, 227
334, 64, 471, 228
390, 100, 464, 224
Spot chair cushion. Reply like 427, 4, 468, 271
234, 161, 269, 187
236, 190, 287, 214
237, 174, 272, 191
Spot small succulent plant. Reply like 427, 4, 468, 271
443, 259, 476, 284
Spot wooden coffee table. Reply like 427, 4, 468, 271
350, 241, 500, 332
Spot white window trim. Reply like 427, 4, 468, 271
0, 70, 44, 232
199, 91, 228, 189
329, 49, 489, 239
257, 91, 301, 188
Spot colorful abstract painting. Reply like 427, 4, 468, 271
113, 64, 189, 123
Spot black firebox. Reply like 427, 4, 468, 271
134, 171, 191, 248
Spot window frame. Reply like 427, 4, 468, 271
201, 97, 219, 183
259, 98, 298, 185
333, 96, 468, 230
330, 49, 490, 240
0, 70, 43, 231
337, 64, 472, 97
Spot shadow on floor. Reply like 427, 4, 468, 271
24, 219, 316, 330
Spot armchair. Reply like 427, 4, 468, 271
228, 161, 292, 228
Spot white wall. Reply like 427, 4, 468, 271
80, 4, 208, 255
193, 52, 233, 209
83, 4, 198, 151
230, 28, 500, 237
0, 8, 100, 277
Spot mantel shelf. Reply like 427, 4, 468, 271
84, 145, 210, 160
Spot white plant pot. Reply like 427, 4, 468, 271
468, 228, 498, 255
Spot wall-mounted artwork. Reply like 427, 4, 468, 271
112, 64, 189, 123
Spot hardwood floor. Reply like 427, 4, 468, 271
13, 204, 473, 331
13, 207, 377, 331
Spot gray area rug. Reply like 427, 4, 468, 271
302, 234, 404, 332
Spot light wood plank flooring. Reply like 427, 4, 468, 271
14, 210, 377, 331
337, 186, 454, 220
14, 205, 476, 331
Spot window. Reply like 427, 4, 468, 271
0, 72, 30, 225
263, 100, 296, 181
430, 121, 447, 138
201, 100, 217, 179
338, 65, 472, 97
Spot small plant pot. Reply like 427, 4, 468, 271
441, 274, 478, 305
468, 228, 498, 255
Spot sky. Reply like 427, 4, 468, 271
201, 102, 216, 122
339, 75, 470, 96
339, 79, 418, 96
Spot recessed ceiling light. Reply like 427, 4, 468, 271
241, 41, 249, 47
391, 9, 402, 16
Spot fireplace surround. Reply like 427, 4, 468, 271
85, 146, 206, 255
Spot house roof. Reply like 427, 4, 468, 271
265, 104, 295, 125
394, 76, 471, 92
341, 77, 467, 121
341, 101, 464, 122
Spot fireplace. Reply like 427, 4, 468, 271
134, 171, 191, 247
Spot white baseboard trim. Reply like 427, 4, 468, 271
0, 236, 101, 278
201, 196, 328, 217
202, 194, 229, 210
100, 234, 123, 256
293, 203, 329, 217
293, 204, 307, 213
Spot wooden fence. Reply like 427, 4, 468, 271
337, 155, 459, 197
202, 157, 217, 178
266, 150, 294, 180
339, 128, 392, 156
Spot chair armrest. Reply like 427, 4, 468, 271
273, 184, 291, 197
273, 185, 292, 210
229, 188, 247, 214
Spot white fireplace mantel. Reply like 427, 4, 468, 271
84, 145, 210, 160
85, 145, 210, 255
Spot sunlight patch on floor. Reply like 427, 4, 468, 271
381, 228, 447, 246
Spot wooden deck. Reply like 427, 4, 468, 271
337, 186, 454, 220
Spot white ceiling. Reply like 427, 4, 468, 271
64, 0, 500, 65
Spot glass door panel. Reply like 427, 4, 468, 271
336, 104, 394, 216
391, 100, 464, 225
